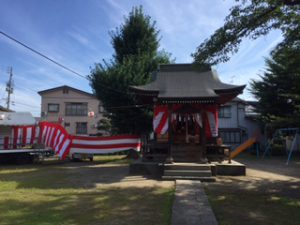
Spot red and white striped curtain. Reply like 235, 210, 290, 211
12, 125, 38, 148
153, 104, 218, 138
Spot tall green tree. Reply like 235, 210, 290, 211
250, 40, 300, 126
89, 6, 171, 134
192, 0, 300, 65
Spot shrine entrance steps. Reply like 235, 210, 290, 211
162, 163, 216, 182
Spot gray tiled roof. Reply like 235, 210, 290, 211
131, 64, 245, 99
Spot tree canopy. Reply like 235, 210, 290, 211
192, 0, 300, 65
89, 6, 171, 134
250, 39, 300, 126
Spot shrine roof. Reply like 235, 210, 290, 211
131, 64, 245, 101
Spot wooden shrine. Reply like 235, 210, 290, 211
131, 64, 245, 163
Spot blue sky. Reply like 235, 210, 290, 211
0, 0, 282, 116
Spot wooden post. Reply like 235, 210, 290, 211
166, 104, 174, 163
200, 109, 207, 163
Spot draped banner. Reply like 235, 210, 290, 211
39, 122, 72, 160
38, 122, 140, 160
70, 135, 141, 155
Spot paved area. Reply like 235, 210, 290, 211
171, 180, 218, 225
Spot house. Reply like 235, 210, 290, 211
38, 85, 103, 135
218, 97, 262, 148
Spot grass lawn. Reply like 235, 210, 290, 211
204, 154, 300, 225
0, 156, 174, 225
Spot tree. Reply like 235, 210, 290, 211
250, 40, 300, 127
192, 0, 300, 65
110, 6, 159, 64
89, 6, 172, 134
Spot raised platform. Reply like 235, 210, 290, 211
129, 160, 246, 178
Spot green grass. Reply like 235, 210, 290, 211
0, 156, 174, 225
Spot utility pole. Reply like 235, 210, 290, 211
6, 67, 13, 110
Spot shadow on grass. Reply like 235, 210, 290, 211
0, 158, 138, 190
204, 175, 300, 225
0, 186, 174, 225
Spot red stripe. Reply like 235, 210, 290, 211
31, 126, 36, 144
72, 134, 140, 141
38, 125, 44, 144
71, 143, 141, 149
4, 137, 9, 150
13, 127, 18, 148
22, 127, 27, 146
204, 113, 212, 138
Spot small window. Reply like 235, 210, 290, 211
48, 104, 59, 113
98, 105, 104, 113
76, 122, 87, 134
219, 106, 231, 118
63, 88, 69, 94
64, 122, 70, 127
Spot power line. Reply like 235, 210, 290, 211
11, 100, 40, 109
103, 104, 151, 110
0, 30, 87, 80
0, 30, 130, 95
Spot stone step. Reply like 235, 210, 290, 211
172, 148, 200, 152
172, 153, 200, 158
164, 163, 211, 170
162, 176, 216, 182
164, 169, 212, 177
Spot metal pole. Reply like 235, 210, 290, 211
6, 67, 13, 110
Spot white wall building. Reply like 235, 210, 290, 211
218, 98, 261, 148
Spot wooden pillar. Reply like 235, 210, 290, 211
166, 104, 174, 163
200, 109, 207, 163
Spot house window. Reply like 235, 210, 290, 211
65, 103, 88, 116
219, 106, 231, 118
219, 130, 241, 144
48, 104, 59, 113
76, 122, 87, 134
64, 122, 70, 127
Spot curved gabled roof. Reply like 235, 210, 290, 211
131, 64, 245, 103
